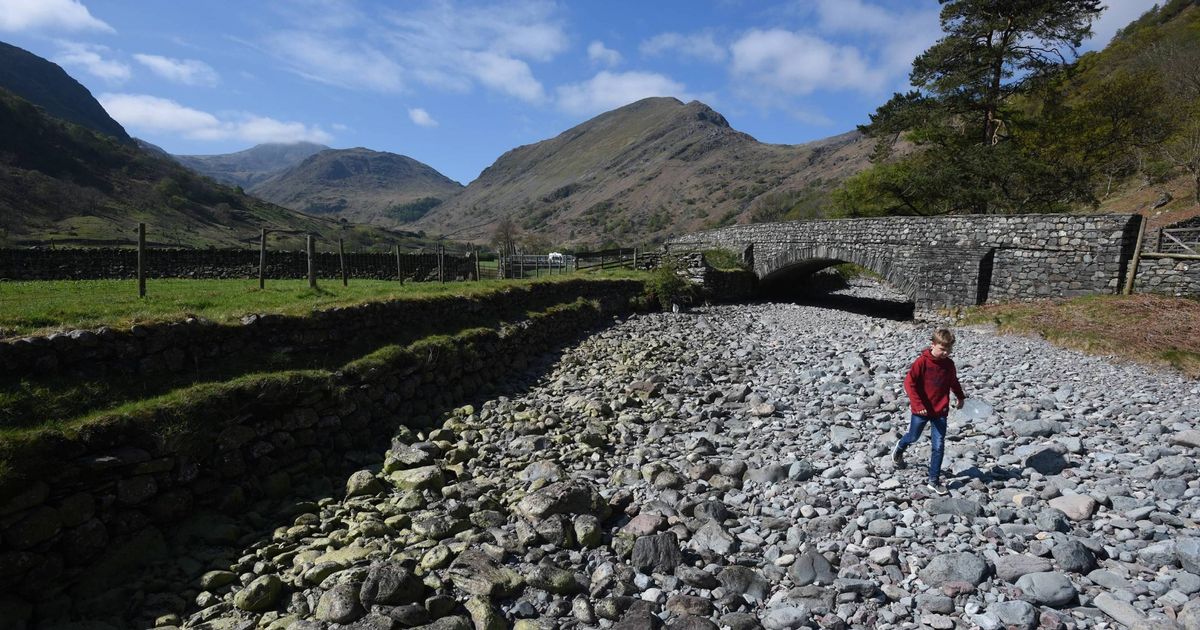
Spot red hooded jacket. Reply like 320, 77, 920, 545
904, 348, 964, 416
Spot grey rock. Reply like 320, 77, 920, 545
315, 584, 363, 623
919, 553, 990, 587
632, 532, 683, 574
1051, 539, 1096, 574
926, 497, 982, 517
989, 600, 1037, 630
995, 555, 1052, 583
717, 565, 770, 600
232, 575, 283, 612
1015, 571, 1076, 607
789, 549, 835, 586
760, 605, 810, 629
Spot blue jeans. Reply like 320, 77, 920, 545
897, 413, 947, 483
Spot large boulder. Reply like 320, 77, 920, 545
516, 480, 607, 521
919, 553, 990, 587
1015, 572, 1076, 607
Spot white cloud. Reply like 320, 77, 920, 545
0, 0, 113, 33
587, 41, 621, 67
133, 54, 219, 87
99, 93, 332, 143
261, 1, 565, 102
556, 71, 691, 115
730, 29, 886, 95
775, 0, 940, 91
267, 31, 404, 92
408, 107, 438, 127
54, 41, 130, 81
465, 51, 545, 103
640, 32, 727, 63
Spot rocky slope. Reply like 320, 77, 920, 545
176, 142, 330, 190
249, 148, 464, 227
152, 283, 1200, 629
414, 97, 875, 245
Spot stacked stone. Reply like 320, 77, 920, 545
668, 214, 1151, 308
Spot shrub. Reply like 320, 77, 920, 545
644, 262, 698, 310
702, 249, 745, 271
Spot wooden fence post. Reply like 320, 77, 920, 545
395, 245, 402, 282
633, 247, 638, 270
339, 238, 348, 286
474, 247, 481, 281
307, 234, 317, 289
438, 244, 445, 283
137, 222, 146, 298
258, 228, 267, 289
1122, 214, 1147, 295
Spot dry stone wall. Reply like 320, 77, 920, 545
0, 248, 476, 281
0, 281, 641, 622
668, 214, 1144, 308
1135, 255, 1200, 296
0, 279, 628, 385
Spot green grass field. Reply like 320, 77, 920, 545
0, 277, 537, 338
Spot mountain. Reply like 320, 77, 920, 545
175, 142, 330, 189
0, 40, 130, 141
413, 97, 875, 245
249, 148, 464, 226
0, 87, 423, 250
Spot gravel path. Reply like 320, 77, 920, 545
178, 286, 1200, 630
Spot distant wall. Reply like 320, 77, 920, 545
0, 247, 476, 281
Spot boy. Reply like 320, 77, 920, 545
892, 328, 966, 495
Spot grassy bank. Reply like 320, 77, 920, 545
0, 277, 558, 338
960, 293, 1200, 378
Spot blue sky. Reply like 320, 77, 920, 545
0, 0, 1158, 185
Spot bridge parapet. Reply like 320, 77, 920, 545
668, 214, 1141, 308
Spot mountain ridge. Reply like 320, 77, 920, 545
175, 142, 330, 189
248, 147, 465, 226
0, 40, 130, 141
413, 97, 875, 245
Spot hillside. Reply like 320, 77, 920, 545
175, 142, 329, 189
1082, 0, 1200, 229
414, 97, 876, 245
249, 148, 464, 226
0, 40, 130, 141
0, 87, 422, 250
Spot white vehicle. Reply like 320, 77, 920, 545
547, 252, 564, 264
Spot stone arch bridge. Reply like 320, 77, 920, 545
667, 214, 1143, 308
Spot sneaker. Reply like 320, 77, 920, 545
926, 480, 949, 496
891, 441, 906, 469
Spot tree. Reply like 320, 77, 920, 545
1161, 104, 1200, 203
850, 0, 1105, 215
490, 216, 518, 256
909, 0, 1102, 146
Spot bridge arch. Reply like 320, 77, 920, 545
756, 244, 919, 304
667, 214, 1141, 308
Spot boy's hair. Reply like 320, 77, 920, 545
931, 328, 956, 346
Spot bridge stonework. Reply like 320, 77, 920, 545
668, 214, 1142, 308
